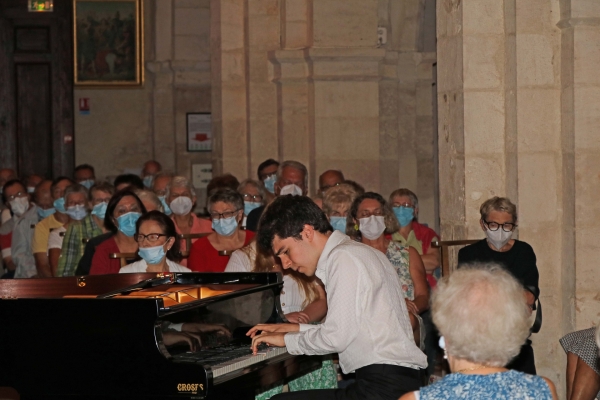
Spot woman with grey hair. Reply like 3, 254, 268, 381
188, 188, 255, 272
458, 196, 540, 375
134, 189, 163, 213
237, 179, 266, 228
400, 264, 558, 400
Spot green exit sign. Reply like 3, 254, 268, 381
28, 1, 53, 12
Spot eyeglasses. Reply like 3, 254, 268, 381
6, 192, 27, 201
242, 193, 263, 202
210, 210, 240, 220
358, 209, 383, 219
393, 203, 414, 209
134, 233, 169, 243
484, 220, 516, 232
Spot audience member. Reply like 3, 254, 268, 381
341, 180, 365, 196
35, 180, 55, 220
246, 160, 308, 232
89, 189, 147, 275
32, 176, 73, 277
560, 326, 600, 399
318, 170, 345, 195
311, 193, 323, 210
458, 196, 540, 375
400, 264, 557, 400
237, 179, 266, 228
135, 189, 163, 212
257, 159, 279, 196
25, 174, 43, 194
13, 181, 46, 278
114, 174, 145, 191
120, 211, 190, 273
0, 168, 17, 222
88, 182, 114, 232
141, 160, 162, 188
74, 164, 96, 189
152, 171, 174, 215
188, 188, 254, 272
322, 183, 359, 232
206, 173, 240, 195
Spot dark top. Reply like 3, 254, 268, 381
458, 239, 540, 298
245, 205, 266, 232
75, 232, 113, 275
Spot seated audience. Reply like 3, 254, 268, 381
141, 160, 162, 188
458, 196, 540, 375
318, 169, 344, 195
89, 189, 147, 275
114, 174, 144, 191
152, 171, 174, 215
35, 180, 55, 220
256, 158, 279, 199
206, 173, 240, 194
135, 189, 163, 212
32, 177, 73, 277
188, 188, 254, 272
399, 264, 557, 400
322, 183, 359, 232
25, 174, 43, 194
0, 168, 18, 211
237, 179, 266, 228
55, 183, 113, 277
120, 211, 190, 273
560, 326, 600, 400
74, 164, 96, 189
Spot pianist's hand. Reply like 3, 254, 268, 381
284, 312, 311, 324
251, 332, 286, 355
163, 331, 202, 352
246, 323, 299, 338
182, 322, 232, 338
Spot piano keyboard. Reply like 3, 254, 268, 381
211, 346, 288, 378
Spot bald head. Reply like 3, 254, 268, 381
34, 180, 53, 210
318, 170, 345, 194
142, 160, 162, 177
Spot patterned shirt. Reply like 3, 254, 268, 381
56, 215, 102, 277
12, 205, 39, 278
386, 241, 414, 300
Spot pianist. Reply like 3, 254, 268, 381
248, 195, 427, 400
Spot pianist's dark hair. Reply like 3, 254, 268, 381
104, 189, 148, 234
256, 195, 332, 253
135, 210, 181, 262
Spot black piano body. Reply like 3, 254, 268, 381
0, 273, 324, 399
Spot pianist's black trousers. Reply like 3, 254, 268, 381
270, 364, 422, 400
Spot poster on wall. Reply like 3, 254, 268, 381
187, 113, 212, 152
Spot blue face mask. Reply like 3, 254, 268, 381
117, 212, 141, 237
143, 175, 153, 188
53, 198, 66, 213
80, 179, 95, 190
91, 202, 108, 219
159, 196, 172, 216
393, 206, 414, 227
212, 216, 238, 236
66, 204, 88, 221
330, 216, 347, 232
138, 244, 167, 265
244, 201, 261, 216
37, 207, 56, 220
264, 175, 276, 194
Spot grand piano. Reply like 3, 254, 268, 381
0, 273, 324, 399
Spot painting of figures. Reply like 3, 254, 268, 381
73, 0, 143, 86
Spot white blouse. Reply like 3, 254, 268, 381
119, 259, 191, 273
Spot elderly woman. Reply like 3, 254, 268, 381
322, 183, 359, 232
560, 326, 600, 400
120, 211, 190, 273
400, 264, 557, 400
458, 196, 540, 375
237, 179, 266, 228
89, 189, 147, 275
348, 192, 429, 346
188, 188, 255, 272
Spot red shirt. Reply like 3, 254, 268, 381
89, 236, 123, 275
172, 214, 213, 267
411, 221, 439, 255
187, 230, 255, 272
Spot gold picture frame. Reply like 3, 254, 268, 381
73, 0, 144, 86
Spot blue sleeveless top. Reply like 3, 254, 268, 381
418, 370, 552, 400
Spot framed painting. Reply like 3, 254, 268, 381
73, 0, 144, 86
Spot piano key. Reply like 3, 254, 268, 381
211, 346, 289, 378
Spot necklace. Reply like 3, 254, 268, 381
456, 365, 488, 373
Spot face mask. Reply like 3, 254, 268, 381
279, 184, 303, 196
54, 197, 66, 213
37, 206, 55, 220
212, 216, 238, 236
117, 212, 141, 237
66, 204, 88, 221
393, 206, 414, 227
170, 196, 193, 216
359, 216, 386, 240
485, 227, 512, 250
143, 175, 153, 188
79, 179, 95, 190
264, 174, 276, 194
9, 197, 29, 217
244, 201, 261, 215
159, 196, 172, 216
91, 202, 108, 219
27, 187, 35, 194
138, 243, 167, 265
330, 216, 347, 232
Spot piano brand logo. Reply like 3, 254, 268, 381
177, 383, 204, 394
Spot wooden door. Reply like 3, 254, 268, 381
0, 0, 74, 179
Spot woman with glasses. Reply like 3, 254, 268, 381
348, 192, 429, 348
120, 211, 190, 273
237, 179, 266, 229
188, 188, 255, 272
458, 196, 540, 375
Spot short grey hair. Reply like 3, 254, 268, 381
432, 263, 531, 367
237, 179, 266, 205
389, 188, 419, 209
63, 183, 89, 205
480, 197, 517, 222
166, 176, 196, 198
323, 183, 359, 216
135, 189, 163, 212
208, 188, 244, 212
277, 160, 308, 189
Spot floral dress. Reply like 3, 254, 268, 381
386, 241, 414, 300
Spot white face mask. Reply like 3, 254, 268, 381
9, 197, 30, 217
485, 228, 512, 250
279, 184, 303, 196
169, 196, 193, 216
359, 216, 386, 240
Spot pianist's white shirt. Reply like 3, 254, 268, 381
119, 259, 191, 273
284, 231, 428, 374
